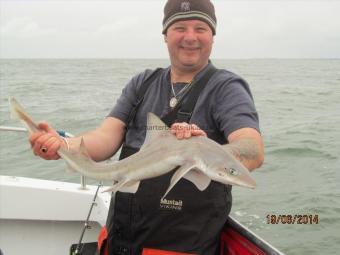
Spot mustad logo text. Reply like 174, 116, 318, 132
160, 198, 183, 211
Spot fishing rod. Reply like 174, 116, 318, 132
0, 125, 73, 138
73, 183, 103, 255
0, 126, 27, 132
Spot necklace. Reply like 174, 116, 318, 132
170, 81, 192, 108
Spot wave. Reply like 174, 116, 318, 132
267, 147, 336, 159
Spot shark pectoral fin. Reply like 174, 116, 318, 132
162, 163, 194, 199
102, 180, 128, 193
102, 180, 140, 194
118, 180, 140, 193
183, 170, 211, 191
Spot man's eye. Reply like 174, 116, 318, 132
196, 27, 207, 32
174, 27, 185, 31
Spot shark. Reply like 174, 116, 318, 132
9, 96, 256, 198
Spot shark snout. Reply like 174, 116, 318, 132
234, 173, 256, 189
216, 166, 256, 189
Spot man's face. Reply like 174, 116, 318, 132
164, 20, 214, 72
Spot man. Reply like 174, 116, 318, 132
30, 0, 263, 254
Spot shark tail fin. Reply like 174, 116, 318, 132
102, 180, 140, 194
9, 97, 20, 120
8, 96, 40, 133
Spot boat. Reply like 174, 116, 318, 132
0, 174, 284, 255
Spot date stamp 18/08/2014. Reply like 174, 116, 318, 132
266, 214, 319, 224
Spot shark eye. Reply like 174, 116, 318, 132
228, 168, 239, 176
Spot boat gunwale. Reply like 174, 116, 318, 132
225, 216, 284, 255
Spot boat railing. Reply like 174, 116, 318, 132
0, 125, 88, 189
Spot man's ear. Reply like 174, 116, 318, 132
164, 35, 168, 43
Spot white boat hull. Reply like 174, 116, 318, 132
0, 219, 100, 255
0, 175, 283, 255
0, 176, 111, 255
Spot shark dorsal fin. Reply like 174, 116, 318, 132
143, 112, 172, 147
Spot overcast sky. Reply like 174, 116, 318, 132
0, 0, 339, 59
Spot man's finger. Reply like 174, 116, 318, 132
45, 138, 61, 159
38, 122, 58, 135
176, 130, 184, 140
190, 124, 207, 137
29, 131, 44, 147
32, 133, 53, 155
192, 129, 207, 136
184, 129, 192, 138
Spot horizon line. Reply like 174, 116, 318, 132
1, 57, 339, 60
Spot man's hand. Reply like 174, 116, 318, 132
29, 122, 66, 160
170, 122, 207, 139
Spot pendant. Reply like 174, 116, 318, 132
170, 97, 178, 108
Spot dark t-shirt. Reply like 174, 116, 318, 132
109, 62, 260, 147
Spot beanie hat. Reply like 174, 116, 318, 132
162, 0, 217, 35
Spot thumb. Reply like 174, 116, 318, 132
38, 121, 58, 135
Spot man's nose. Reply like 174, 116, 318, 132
183, 28, 198, 42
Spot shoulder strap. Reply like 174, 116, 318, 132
162, 65, 218, 126
120, 65, 217, 160
126, 68, 163, 128
120, 68, 163, 160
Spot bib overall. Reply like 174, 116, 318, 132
106, 66, 232, 255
